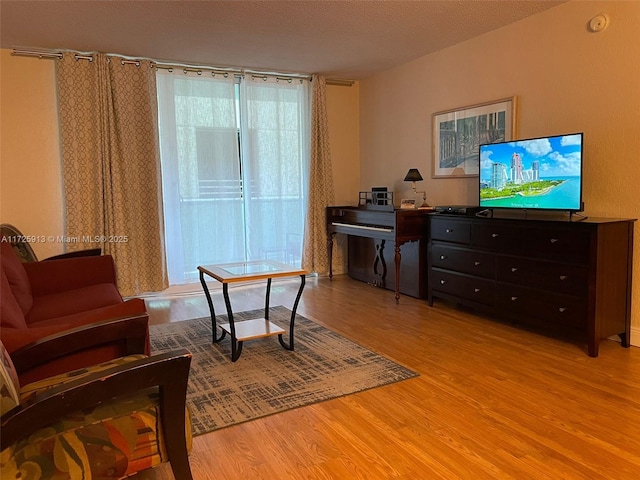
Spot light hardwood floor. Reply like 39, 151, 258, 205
137, 275, 640, 480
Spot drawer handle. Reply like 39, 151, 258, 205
474, 288, 481, 293
474, 261, 481, 266
440, 255, 447, 260
550, 238, 559, 244
440, 280, 447, 285
492, 233, 499, 238
559, 275, 568, 281
559, 307, 567, 313
446, 228, 454, 233
511, 267, 518, 272
511, 296, 518, 301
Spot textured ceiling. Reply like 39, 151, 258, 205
0, 0, 566, 80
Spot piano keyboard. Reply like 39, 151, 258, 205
331, 222, 393, 232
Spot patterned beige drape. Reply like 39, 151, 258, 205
56, 53, 167, 295
302, 75, 335, 274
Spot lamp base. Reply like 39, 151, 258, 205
415, 191, 431, 209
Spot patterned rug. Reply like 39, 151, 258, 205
150, 306, 418, 436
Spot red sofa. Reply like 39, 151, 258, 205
0, 242, 149, 384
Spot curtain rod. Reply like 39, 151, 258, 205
11, 48, 355, 86
325, 79, 355, 87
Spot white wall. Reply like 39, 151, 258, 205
359, 0, 640, 338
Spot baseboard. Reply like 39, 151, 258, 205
610, 326, 640, 348
632, 326, 640, 348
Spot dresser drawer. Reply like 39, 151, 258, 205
430, 269, 494, 305
430, 217, 470, 244
472, 222, 523, 253
496, 284, 586, 328
523, 227, 591, 263
431, 244, 494, 278
496, 256, 588, 297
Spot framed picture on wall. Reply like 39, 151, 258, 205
432, 97, 517, 178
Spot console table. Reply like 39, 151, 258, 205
427, 214, 635, 357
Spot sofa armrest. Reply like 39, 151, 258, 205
0, 349, 192, 451
9, 314, 149, 375
24, 255, 119, 296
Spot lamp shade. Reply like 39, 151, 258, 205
404, 168, 423, 182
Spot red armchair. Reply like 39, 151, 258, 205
0, 242, 149, 385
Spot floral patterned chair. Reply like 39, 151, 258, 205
0, 318, 193, 479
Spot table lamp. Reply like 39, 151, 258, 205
403, 168, 429, 207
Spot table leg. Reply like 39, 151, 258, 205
199, 270, 226, 344
328, 233, 335, 280
279, 274, 306, 351
222, 283, 243, 362
265, 278, 272, 320
394, 243, 401, 304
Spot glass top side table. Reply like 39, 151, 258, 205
198, 260, 307, 361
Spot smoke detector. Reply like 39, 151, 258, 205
588, 14, 609, 33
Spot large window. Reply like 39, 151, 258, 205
157, 71, 310, 284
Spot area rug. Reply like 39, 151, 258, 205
150, 306, 418, 436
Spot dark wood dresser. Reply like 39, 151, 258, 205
427, 214, 635, 357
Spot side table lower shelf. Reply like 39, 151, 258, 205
219, 318, 285, 341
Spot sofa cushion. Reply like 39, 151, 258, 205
26, 283, 123, 325
0, 270, 28, 329
0, 242, 33, 316
29, 298, 147, 330
24, 255, 120, 297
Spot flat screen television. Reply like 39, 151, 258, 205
479, 132, 584, 212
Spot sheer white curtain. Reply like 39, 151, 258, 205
240, 76, 310, 267
157, 70, 310, 285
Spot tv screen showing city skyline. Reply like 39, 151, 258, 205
479, 133, 583, 211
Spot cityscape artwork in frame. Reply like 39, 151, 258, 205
432, 97, 516, 178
